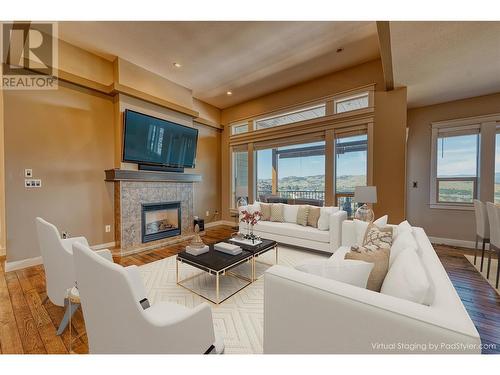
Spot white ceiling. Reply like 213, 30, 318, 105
58, 21, 380, 108
390, 21, 500, 108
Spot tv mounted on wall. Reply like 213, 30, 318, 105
122, 109, 198, 172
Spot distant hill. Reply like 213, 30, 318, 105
257, 174, 366, 193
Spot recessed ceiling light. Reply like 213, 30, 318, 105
173, 62, 182, 68
336, 47, 344, 53
226, 91, 233, 96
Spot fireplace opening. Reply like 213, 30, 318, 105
141, 202, 181, 243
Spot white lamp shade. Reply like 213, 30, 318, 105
354, 186, 377, 204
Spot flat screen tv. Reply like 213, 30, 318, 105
122, 109, 198, 169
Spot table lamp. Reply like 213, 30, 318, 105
354, 186, 377, 222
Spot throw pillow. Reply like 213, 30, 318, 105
363, 223, 393, 249
283, 204, 299, 223
296, 205, 310, 226
307, 206, 321, 228
381, 248, 432, 305
259, 203, 272, 221
296, 259, 374, 289
354, 215, 388, 246
317, 207, 336, 231
345, 245, 390, 292
393, 220, 412, 239
389, 230, 419, 267
270, 203, 284, 222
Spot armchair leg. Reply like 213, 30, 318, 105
480, 239, 486, 272
56, 298, 80, 336
487, 246, 493, 279
474, 236, 478, 265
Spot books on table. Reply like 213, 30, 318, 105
186, 245, 209, 256
214, 242, 242, 255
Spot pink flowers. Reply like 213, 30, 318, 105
240, 210, 261, 226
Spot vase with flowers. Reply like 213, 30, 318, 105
239, 210, 261, 243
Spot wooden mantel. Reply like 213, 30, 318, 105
105, 169, 202, 183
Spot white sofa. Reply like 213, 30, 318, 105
238, 203, 347, 253
263, 220, 481, 354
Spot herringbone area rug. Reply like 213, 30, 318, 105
139, 246, 327, 353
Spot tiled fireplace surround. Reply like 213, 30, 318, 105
114, 180, 195, 256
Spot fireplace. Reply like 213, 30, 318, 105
141, 202, 181, 243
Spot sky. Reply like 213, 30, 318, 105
437, 134, 478, 177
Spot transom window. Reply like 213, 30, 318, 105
334, 92, 369, 114
255, 104, 326, 130
231, 122, 249, 135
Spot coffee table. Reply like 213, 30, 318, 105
176, 238, 278, 304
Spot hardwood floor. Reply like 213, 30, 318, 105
0, 226, 498, 354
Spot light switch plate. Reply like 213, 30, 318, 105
25, 169, 33, 178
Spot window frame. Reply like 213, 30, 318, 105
430, 122, 481, 210
231, 121, 250, 135
333, 92, 370, 114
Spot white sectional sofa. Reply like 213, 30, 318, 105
238, 203, 347, 254
263, 220, 481, 354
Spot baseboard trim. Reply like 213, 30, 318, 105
429, 236, 489, 250
204, 220, 237, 229
5, 255, 43, 272
4, 241, 118, 272
92, 241, 116, 250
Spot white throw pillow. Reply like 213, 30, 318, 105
389, 230, 419, 267
381, 248, 431, 305
283, 204, 300, 223
296, 259, 374, 289
317, 207, 335, 231
393, 220, 412, 239
354, 215, 388, 245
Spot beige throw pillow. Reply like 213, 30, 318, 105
270, 203, 284, 222
296, 205, 310, 226
260, 203, 272, 221
345, 246, 390, 292
307, 206, 321, 228
363, 223, 393, 249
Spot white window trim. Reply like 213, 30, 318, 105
429, 114, 500, 210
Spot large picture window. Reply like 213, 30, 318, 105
436, 133, 478, 204
231, 147, 248, 208
335, 133, 368, 217
256, 141, 326, 205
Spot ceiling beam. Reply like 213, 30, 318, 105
376, 21, 394, 91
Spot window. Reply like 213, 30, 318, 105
436, 133, 478, 204
255, 141, 325, 205
231, 122, 249, 135
255, 104, 326, 130
334, 92, 369, 114
231, 148, 248, 208
335, 134, 368, 217
495, 132, 500, 204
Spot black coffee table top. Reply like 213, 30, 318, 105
177, 238, 277, 273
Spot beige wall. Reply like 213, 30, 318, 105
4, 81, 115, 262
191, 124, 222, 223
221, 59, 384, 125
373, 87, 407, 223
407, 92, 500, 241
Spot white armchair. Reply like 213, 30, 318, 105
35, 217, 113, 335
72, 242, 224, 354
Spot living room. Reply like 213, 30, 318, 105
0, 1, 499, 373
